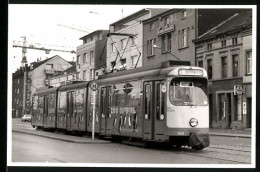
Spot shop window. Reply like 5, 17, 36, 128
234, 95, 242, 121
218, 94, 226, 120
198, 60, 203, 68
207, 59, 213, 79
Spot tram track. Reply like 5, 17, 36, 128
176, 144, 251, 164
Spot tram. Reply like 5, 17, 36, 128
32, 65, 210, 150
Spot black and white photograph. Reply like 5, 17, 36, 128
6, 3, 256, 169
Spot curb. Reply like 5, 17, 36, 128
210, 132, 251, 138
12, 129, 112, 144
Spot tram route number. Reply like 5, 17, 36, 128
89, 81, 98, 91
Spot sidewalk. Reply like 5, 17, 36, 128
12, 127, 111, 144
209, 128, 251, 138
12, 126, 252, 145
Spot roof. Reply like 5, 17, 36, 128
64, 65, 76, 73
195, 10, 252, 42
80, 30, 109, 40
29, 56, 55, 71
29, 55, 71, 71
110, 8, 169, 26
142, 8, 181, 24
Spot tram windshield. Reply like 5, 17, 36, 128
169, 77, 208, 106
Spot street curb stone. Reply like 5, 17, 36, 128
12, 129, 112, 144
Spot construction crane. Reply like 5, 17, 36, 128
13, 36, 76, 66
13, 44, 76, 54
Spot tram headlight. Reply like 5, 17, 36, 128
145, 114, 149, 119
160, 114, 164, 120
189, 118, 198, 127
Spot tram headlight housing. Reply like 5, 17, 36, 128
189, 118, 198, 127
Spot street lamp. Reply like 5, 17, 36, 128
153, 44, 181, 61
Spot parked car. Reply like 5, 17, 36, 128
21, 114, 31, 122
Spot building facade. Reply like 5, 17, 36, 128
27, 55, 73, 105
194, 10, 252, 129
49, 65, 77, 87
76, 30, 109, 81
12, 66, 29, 118
106, 8, 169, 72
143, 9, 197, 67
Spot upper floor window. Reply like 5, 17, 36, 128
221, 56, 227, 78
77, 56, 80, 64
120, 58, 126, 65
83, 70, 88, 81
111, 42, 116, 53
232, 37, 238, 45
164, 17, 170, 26
131, 55, 138, 67
221, 40, 226, 47
83, 53, 87, 63
162, 33, 171, 53
182, 10, 187, 19
90, 69, 94, 80
17, 78, 20, 84
46, 64, 53, 70
206, 43, 212, 50
246, 50, 252, 75
147, 38, 156, 56
232, 54, 239, 77
121, 39, 127, 50
150, 22, 154, 31
178, 28, 189, 48
90, 51, 94, 65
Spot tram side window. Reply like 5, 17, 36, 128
112, 83, 126, 106
125, 81, 140, 107
33, 96, 38, 110
38, 96, 44, 110
75, 89, 84, 109
145, 84, 151, 118
48, 93, 55, 109
156, 83, 165, 120
58, 91, 67, 108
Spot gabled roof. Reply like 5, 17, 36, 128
195, 10, 252, 42
29, 55, 70, 71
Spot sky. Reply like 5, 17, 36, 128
8, 4, 177, 73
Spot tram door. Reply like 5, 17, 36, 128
66, 91, 74, 131
143, 81, 154, 140
43, 95, 48, 127
143, 81, 165, 141
100, 87, 112, 136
